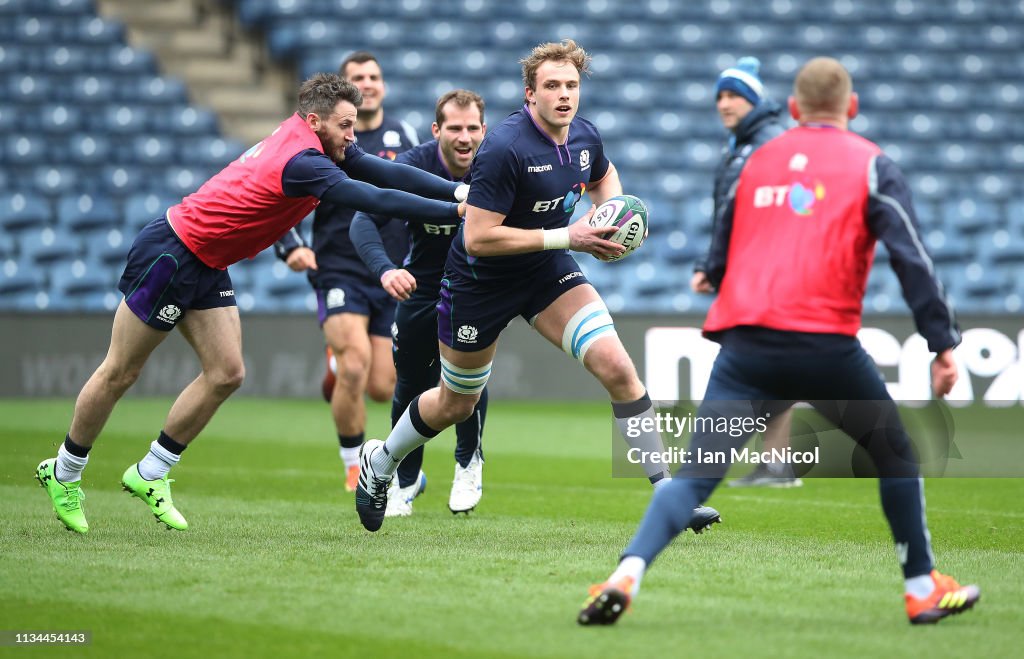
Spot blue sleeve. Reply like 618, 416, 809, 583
704, 182, 736, 288
281, 150, 350, 198
867, 156, 961, 353
342, 150, 458, 200
320, 177, 460, 223
588, 128, 610, 184
350, 211, 397, 280
273, 225, 308, 261
466, 133, 519, 214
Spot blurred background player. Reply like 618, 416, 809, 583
351, 89, 487, 516
579, 57, 978, 627
353, 40, 720, 536
690, 57, 800, 488
35, 73, 469, 534
275, 52, 420, 493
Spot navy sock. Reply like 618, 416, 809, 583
454, 387, 487, 467
338, 433, 364, 450
157, 430, 187, 455
63, 434, 91, 457
879, 478, 934, 578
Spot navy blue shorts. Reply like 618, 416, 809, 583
394, 291, 442, 383
314, 271, 396, 337
437, 251, 590, 351
118, 217, 235, 331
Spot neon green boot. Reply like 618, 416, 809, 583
35, 458, 88, 534
121, 464, 188, 530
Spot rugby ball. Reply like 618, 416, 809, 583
588, 194, 649, 261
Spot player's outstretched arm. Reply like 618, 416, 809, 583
321, 177, 461, 223
344, 153, 461, 202
463, 204, 624, 259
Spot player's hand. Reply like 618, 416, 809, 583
457, 200, 467, 218
381, 268, 416, 301
568, 205, 626, 260
690, 271, 714, 294
931, 349, 958, 398
285, 246, 317, 272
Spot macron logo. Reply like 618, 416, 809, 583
527, 164, 553, 173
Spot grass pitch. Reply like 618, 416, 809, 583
1, 398, 1022, 658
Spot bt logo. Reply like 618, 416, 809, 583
424, 223, 458, 235
532, 182, 586, 213
753, 181, 826, 215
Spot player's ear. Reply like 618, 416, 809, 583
431, 122, 441, 140
847, 91, 859, 119
788, 96, 800, 121
524, 87, 536, 105
305, 112, 321, 132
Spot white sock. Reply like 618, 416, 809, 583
137, 440, 180, 481
374, 403, 435, 475
609, 556, 647, 597
340, 446, 360, 469
613, 398, 671, 485
56, 444, 89, 483
905, 574, 935, 598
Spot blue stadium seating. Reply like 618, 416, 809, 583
4, 0, 1024, 315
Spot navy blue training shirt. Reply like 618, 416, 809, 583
447, 106, 610, 280
350, 140, 469, 293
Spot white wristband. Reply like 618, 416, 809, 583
542, 227, 571, 250
454, 183, 470, 202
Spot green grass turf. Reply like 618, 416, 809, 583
1, 398, 1022, 658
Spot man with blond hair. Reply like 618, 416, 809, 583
352, 40, 720, 535
579, 57, 979, 627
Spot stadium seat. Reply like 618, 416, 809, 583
129, 74, 190, 105
0, 258, 46, 310
49, 257, 115, 300
0, 193, 52, 232
40, 104, 83, 134
32, 166, 79, 197
83, 228, 131, 266
179, 136, 246, 168
56, 193, 120, 234
162, 105, 221, 136
19, 226, 79, 264
127, 135, 178, 165
2, 135, 50, 165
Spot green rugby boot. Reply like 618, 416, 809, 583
121, 464, 188, 530
35, 458, 88, 534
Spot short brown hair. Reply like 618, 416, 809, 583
520, 39, 591, 92
435, 89, 485, 127
297, 72, 362, 118
340, 50, 379, 77
793, 57, 852, 116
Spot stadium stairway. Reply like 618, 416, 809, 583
93, 0, 293, 146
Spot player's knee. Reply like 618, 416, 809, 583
335, 351, 370, 389
438, 390, 480, 424
208, 362, 245, 395
586, 346, 640, 398
98, 360, 144, 393
366, 376, 395, 403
